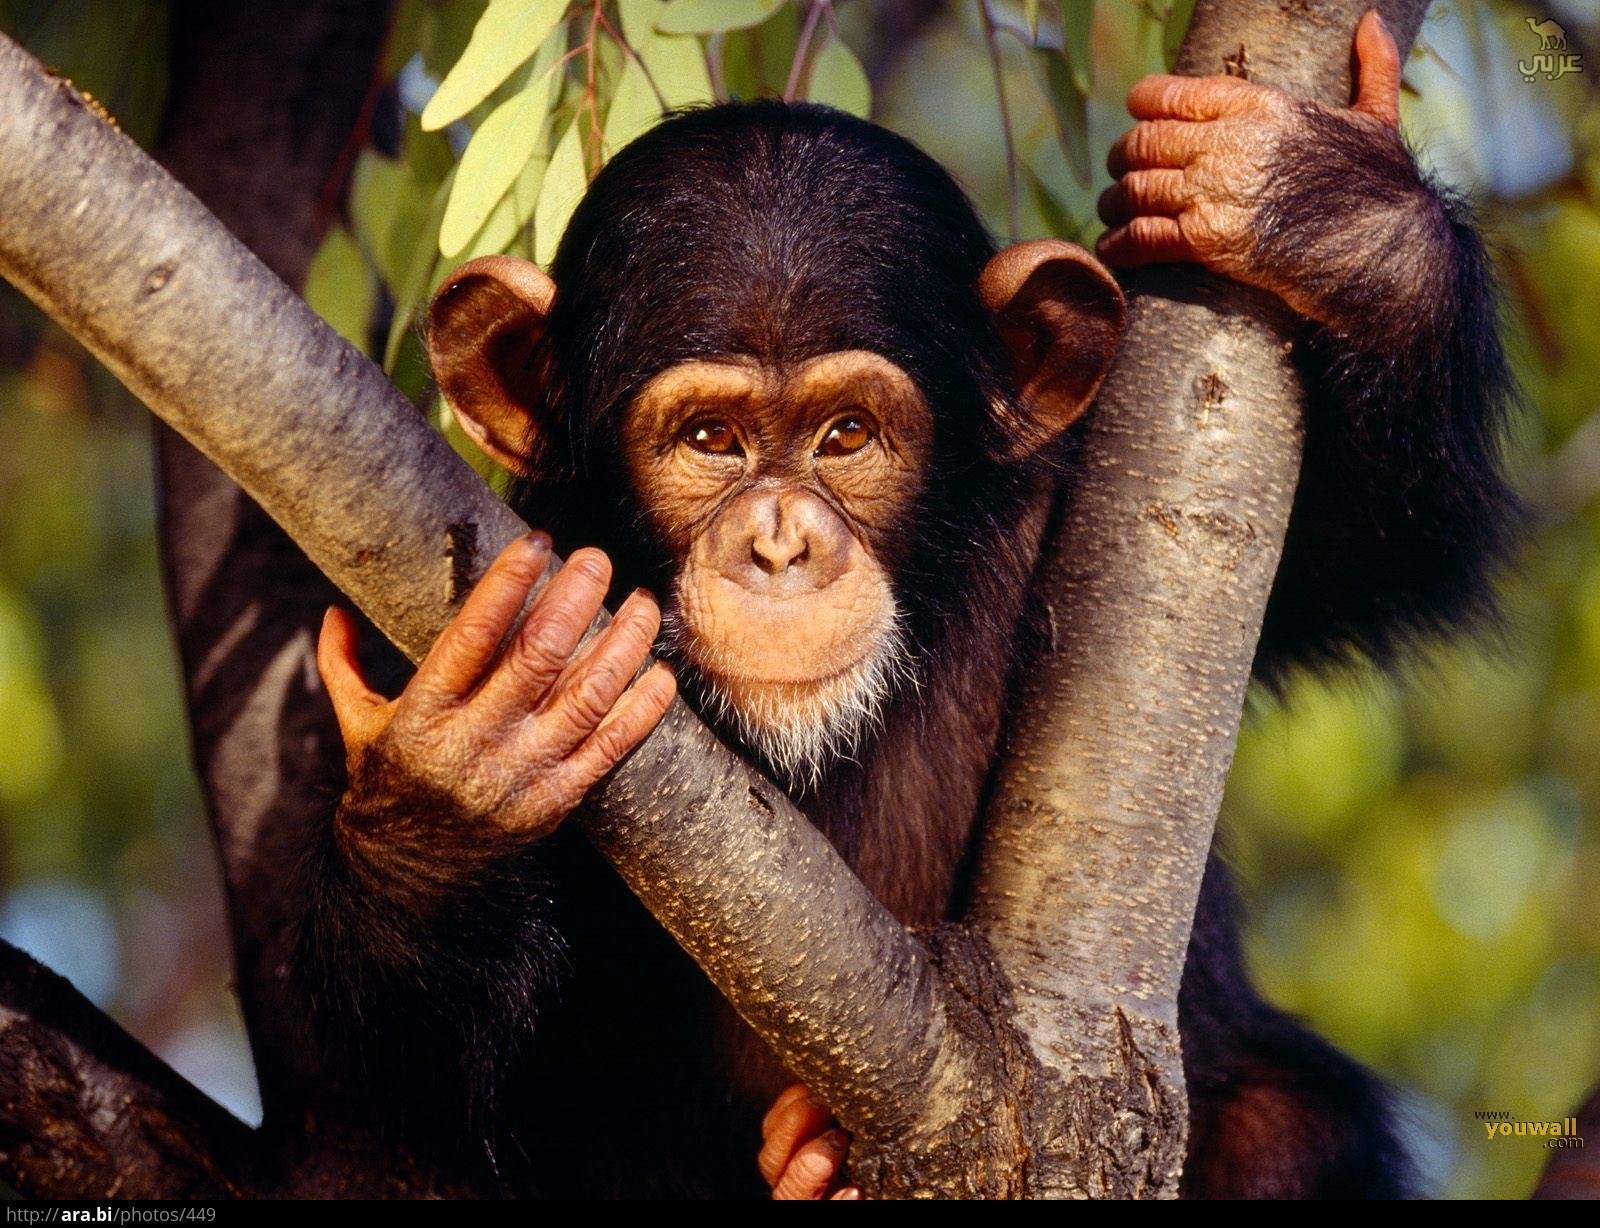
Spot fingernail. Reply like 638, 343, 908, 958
1373, 11, 1388, 33
837, 1188, 862, 1200
822, 1128, 849, 1154
804, 1092, 830, 1110
524, 530, 551, 551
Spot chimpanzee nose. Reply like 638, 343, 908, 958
751, 524, 809, 574
706, 488, 852, 594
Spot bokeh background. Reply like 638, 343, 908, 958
0, 0, 1597, 1199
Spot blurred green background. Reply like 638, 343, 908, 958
0, 0, 1596, 1199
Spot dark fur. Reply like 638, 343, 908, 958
294, 101, 1515, 1197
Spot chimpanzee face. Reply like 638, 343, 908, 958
615, 351, 932, 778
425, 104, 1124, 784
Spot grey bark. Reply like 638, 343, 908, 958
0, 0, 1432, 1198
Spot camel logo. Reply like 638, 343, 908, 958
1521, 17, 1583, 80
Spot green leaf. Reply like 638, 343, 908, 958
655, 0, 784, 36
385, 171, 453, 372
1060, 0, 1093, 93
604, 59, 665, 156
1033, 48, 1090, 187
1025, 165, 1084, 243
305, 226, 377, 351
421, 0, 569, 131
623, 0, 718, 106
438, 34, 566, 258
535, 117, 589, 267
351, 151, 415, 290
509, 146, 555, 257
1162, 0, 1196, 71
807, 33, 870, 119
459, 180, 523, 262
418, 0, 491, 81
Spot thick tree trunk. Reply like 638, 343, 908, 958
926, 0, 1432, 1197
0, 0, 1431, 1198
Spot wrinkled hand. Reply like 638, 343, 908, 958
1097, 10, 1403, 322
317, 533, 676, 839
759, 1084, 859, 1200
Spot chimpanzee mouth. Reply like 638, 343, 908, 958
655, 607, 913, 791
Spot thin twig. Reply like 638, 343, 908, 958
597, 8, 670, 111
979, 0, 1022, 242
784, 0, 827, 102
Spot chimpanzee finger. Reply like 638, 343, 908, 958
1126, 73, 1270, 122
550, 662, 676, 799
1107, 119, 1213, 177
770, 1130, 849, 1200
1095, 216, 1198, 269
758, 1091, 834, 1186
1098, 168, 1189, 227
471, 547, 612, 723
761, 1083, 815, 1137
410, 533, 552, 709
317, 606, 390, 750
531, 588, 662, 758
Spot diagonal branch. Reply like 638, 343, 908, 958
0, 941, 251, 1198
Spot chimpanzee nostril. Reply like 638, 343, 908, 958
751, 532, 809, 575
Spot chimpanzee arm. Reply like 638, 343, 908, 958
1250, 110, 1520, 682
292, 536, 675, 1143
1097, 15, 1520, 683
294, 768, 566, 1139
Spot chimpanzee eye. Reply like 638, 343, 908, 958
817, 415, 874, 458
683, 417, 742, 456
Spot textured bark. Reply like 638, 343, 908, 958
0, 941, 250, 1198
151, 0, 397, 1128
959, 0, 1434, 1198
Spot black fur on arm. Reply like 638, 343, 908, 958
1251, 106, 1522, 684
292, 753, 567, 1150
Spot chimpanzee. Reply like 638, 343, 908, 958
297, 13, 1516, 1199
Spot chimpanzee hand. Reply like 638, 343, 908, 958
759, 1084, 860, 1200
1097, 10, 1409, 327
317, 533, 676, 842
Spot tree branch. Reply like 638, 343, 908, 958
965, 0, 1433, 1197
0, 941, 250, 1198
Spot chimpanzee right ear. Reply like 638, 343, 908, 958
427, 255, 557, 476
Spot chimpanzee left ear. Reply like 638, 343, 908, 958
427, 254, 557, 476
979, 239, 1126, 458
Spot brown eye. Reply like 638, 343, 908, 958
817, 415, 873, 458
683, 417, 741, 456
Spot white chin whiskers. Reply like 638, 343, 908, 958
658, 610, 912, 790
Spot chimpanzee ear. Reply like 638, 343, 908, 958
427, 255, 557, 476
979, 239, 1126, 458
